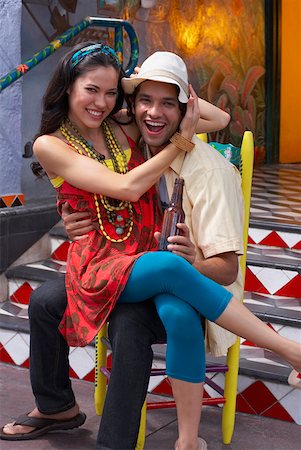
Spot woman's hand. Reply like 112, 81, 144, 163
154, 223, 196, 265
179, 84, 200, 141
61, 203, 95, 241
196, 98, 230, 133
129, 66, 140, 78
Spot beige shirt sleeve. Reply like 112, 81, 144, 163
190, 165, 244, 259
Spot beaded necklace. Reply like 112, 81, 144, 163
59, 119, 134, 242
64, 117, 106, 162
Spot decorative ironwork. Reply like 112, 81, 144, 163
0, 16, 139, 93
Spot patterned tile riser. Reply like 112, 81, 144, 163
5, 230, 300, 306
0, 194, 24, 208
0, 325, 300, 424
245, 265, 300, 298
248, 229, 301, 250
50, 228, 301, 267
0, 329, 101, 383
2, 325, 299, 374
5, 264, 300, 308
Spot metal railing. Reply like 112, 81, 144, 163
0, 16, 139, 93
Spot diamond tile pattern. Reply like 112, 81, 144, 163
245, 246, 301, 298
51, 239, 70, 261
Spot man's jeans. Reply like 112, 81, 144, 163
29, 276, 75, 414
29, 277, 167, 449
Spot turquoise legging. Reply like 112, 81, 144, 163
118, 252, 233, 383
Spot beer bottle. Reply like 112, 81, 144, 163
158, 177, 185, 251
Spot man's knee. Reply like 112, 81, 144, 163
109, 303, 150, 349
109, 301, 165, 347
29, 276, 67, 319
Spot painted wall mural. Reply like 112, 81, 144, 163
123, 0, 266, 163
22, 0, 265, 163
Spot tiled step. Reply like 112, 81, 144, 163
49, 221, 70, 261
249, 220, 301, 250
0, 198, 59, 275
250, 165, 301, 229
4, 245, 300, 309
244, 291, 301, 328
0, 266, 97, 383
4, 261, 65, 307
2, 257, 300, 383
0, 320, 97, 382
249, 165, 301, 250
245, 245, 300, 298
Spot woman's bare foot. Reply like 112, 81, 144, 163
174, 437, 200, 450
288, 370, 301, 389
2, 403, 80, 436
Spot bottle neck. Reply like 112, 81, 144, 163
170, 178, 184, 206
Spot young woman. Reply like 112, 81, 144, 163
1, 43, 299, 449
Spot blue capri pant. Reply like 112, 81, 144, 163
118, 252, 233, 383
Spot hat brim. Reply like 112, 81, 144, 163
122, 75, 189, 104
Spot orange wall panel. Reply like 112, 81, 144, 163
279, 0, 301, 163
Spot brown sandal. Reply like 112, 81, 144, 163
0, 411, 86, 441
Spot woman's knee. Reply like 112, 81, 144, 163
155, 296, 202, 344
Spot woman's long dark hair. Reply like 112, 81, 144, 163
32, 41, 125, 176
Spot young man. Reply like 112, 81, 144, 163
1, 52, 243, 450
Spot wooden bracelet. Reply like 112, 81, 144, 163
170, 132, 195, 152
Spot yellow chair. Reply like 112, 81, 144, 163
207, 130, 254, 443
95, 131, 254, 448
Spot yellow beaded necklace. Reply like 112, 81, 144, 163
60, 119, 134, 242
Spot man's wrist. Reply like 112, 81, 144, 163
170, 132, 195, 153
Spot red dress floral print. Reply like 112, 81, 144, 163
55, 134, 162, 346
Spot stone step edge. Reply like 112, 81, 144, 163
246, 251, 300, 272
5, 265, 65, 282
249, 218, 301, 234
49, 221, 68, 240
245, 302, 301, 328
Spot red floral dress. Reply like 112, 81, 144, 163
55, 135, 162, 347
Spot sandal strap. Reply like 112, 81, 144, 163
14, 414, 67, 429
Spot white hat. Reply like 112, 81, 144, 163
122, 51, 189, 103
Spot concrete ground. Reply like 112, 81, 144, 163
0, 363, 300, 450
